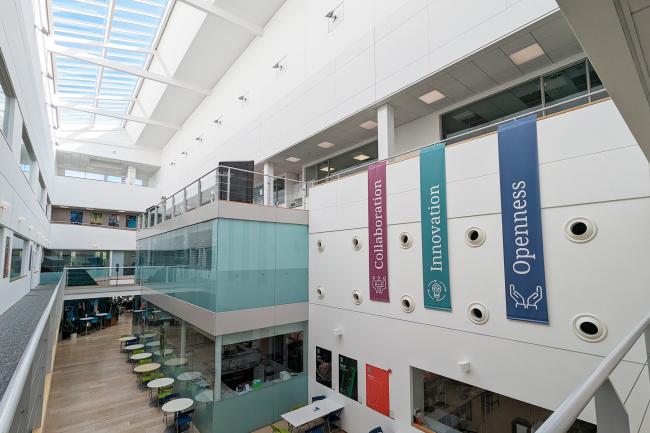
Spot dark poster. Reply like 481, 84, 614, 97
315, 346, 332, 388
338, 354, 358, 401
218, 160, 254, 203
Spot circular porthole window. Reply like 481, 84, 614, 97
315, 286, 325, 299
565, 217, 597, 243
399, 232, 413, 249
352, 290, 362, 305
352, 236, 362, 251
572, 314, 607, 342
317, 239, 325, 252
465, 227, 486, 247
467, 302, 489, 325
400, 295, 415, 313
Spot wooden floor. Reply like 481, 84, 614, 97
43, 313, 174, 433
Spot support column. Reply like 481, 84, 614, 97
126, 166, 136, 185
180, 320, 187, 358
263, 162, 274, 206
377, 104, 396, 160
214, 335, 222, 401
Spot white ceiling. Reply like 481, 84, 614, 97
57, 150, 160, 177
265, 13, 584, 175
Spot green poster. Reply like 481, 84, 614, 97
338, 354, 358, 401
419, 143, 451, 310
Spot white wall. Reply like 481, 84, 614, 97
307, 100, 650, 432
51, 176, 161, 213
49, 223, 136, 251
0, 0, 55, 314
155, 0, 559, 195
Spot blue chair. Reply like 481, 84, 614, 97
369, 428, 383, 433
305, 426, 324, 433
326, 408, 343, 433
175, 409, 194, 433
312, 395, 326, 403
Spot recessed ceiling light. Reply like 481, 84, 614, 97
418, 89, 445, 104
60, 206, 69, 209
359, 120, 377, 130
86, 208, 94, 211
118, 210, 125, 213
353, 154, 371, 161
317, 141, 335, 149
285, 156, 301, 163
509, 43, 545, 66
320, 167, 335, 172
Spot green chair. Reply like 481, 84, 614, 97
271, 424, 291, 433
138, 358, 150, 365
158, 385, 174, 406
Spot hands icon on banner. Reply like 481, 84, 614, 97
509, 284, 544, 310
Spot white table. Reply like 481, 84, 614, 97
145, 341, 161, 348
79, 317, 93, 334
154, 349, 174, 356
134, 362, 161, 373
95, 312, 108, 329
164, 357, 187, 367
124, 343, 144, 351
148, 377, 174, 389
162, 398, 193, 424
118, 335, 137, 342
130, 352, 152, 361
281, 398, 344, 429
177, 371, 201, 381
141, 333, 157, 339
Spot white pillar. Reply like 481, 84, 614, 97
263, 162, 274, 206
214, 335, 222, 401
126, 166, 136, 185
377, 104, 396, 160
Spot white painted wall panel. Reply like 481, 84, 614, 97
49, 223, 136, 251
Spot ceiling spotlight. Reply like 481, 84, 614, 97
285, 156, 301, 163
35, 25, 49, 35
359, 120, 378, 130
272, 61, 283, 71
238, 95, 247, 102
42, 72, 53, 80
195, 135, 203, 142
181, 151, 188, 156
169, 161, 176, 166
54, 141, 60, 147
325, 10, 337, 20
213, 116, 223, 125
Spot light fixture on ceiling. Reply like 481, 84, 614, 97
285, 156, 301, 163
59, 205, 68, 209
509, 43, 545, 66
181, 151, 188, 156
353, 154, 370, 161
213, 115, 223, 125
325, 10, 337, 21
320, 166, 335, 172
195, 135, 203, 142
317, 141, 335, 149
238, 95, 247, 102
35, 25, 49, 35
54, 141, 60, 147
118, 210, 125, 213
42, 72, 53, 80
418, 89, 445, 105
169, 161, 176, 167
359, 120, 377, 130
86, 208, 94, 211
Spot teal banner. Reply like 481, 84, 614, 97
419, 143, 451, 311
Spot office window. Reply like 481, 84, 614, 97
126, 215, 137, 229
305, 140, 378, 183
70, 210, 83, 224
10, 235, 24, 280
410, 366, 596, 433
441, 60, 607, 141
20, 134, 36, 182
64, 170, 85, 179
2, 235, 9, 278
106, 175, 122, 183
108, 214, 119, 227
89, 212, 102, 225
37, 176, 46, 208
0, 50, 14, 140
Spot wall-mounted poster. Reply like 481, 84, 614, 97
70, 210, 83, 224
366, 364, 390, 417
315, 346, 332, 388
126, 215, 137, 229
90, 212, 102, 225
339, 354, 358, 401
108, 214, 119, 227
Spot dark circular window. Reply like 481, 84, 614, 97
571, 222, 588, 236
471, 308, 483, 319
579, 321, 599, 336
469, 230, 479, 241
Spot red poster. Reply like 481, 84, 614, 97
366, 364, 390, 417
367, 161, 389, 302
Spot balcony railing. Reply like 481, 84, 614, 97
138, 165, 305, 231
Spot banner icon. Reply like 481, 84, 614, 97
368, 161, 389, 302
419, 143, 451, 311
498, 115, 549, 324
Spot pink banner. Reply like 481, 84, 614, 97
368, 161, 389, 302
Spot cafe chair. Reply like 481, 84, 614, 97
312, 395, 326, 403
175, 409, 194, 433
325, 408, 343, 433
271, 424, 291, 433
369, 427, 383, 433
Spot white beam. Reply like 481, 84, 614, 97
178, 0, 264, 36
54, 103, 181, 130
52, 35, 157, 55
56, 94, 135, 101
48, 44, 211, 95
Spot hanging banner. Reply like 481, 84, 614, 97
366, 364, 390, 417
498, 115, 549, 324
419, 143, 451, 311
367, 161, 389, 302
315, 346, 332, 388
338, 354, 358, 401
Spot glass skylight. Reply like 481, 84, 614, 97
50, 0, 172, 129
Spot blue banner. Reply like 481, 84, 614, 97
498, 115, 548, 324
419, 143, 451, 311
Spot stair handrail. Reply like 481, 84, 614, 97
536, 311, 650, 433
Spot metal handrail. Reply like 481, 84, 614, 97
536, 311, 650, 432
306, 88, 610, 187
0, 272, 63, 433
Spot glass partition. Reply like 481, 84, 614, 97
173, 191, 184, 217
164, 200, 172, 221
156, 205, 163, 224
200, 170, 217, 206
186, 181, 199, 212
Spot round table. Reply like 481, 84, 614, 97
145, 341, 161, 348
95, 312, 108, 330
79, 317, 93, 334
177, 371, 201, 382
130, 352, 152, 362
133, 309, 145, 313
164, 357, 187, 367
154, 349, 174, 356
134, 363, 161, 373
118, 335, 137, 342
161, 398, 193, 424
194, 389, 213, 403
124, 343, 144, 351
141, 333, 157, 339
147, 377, 174, 389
